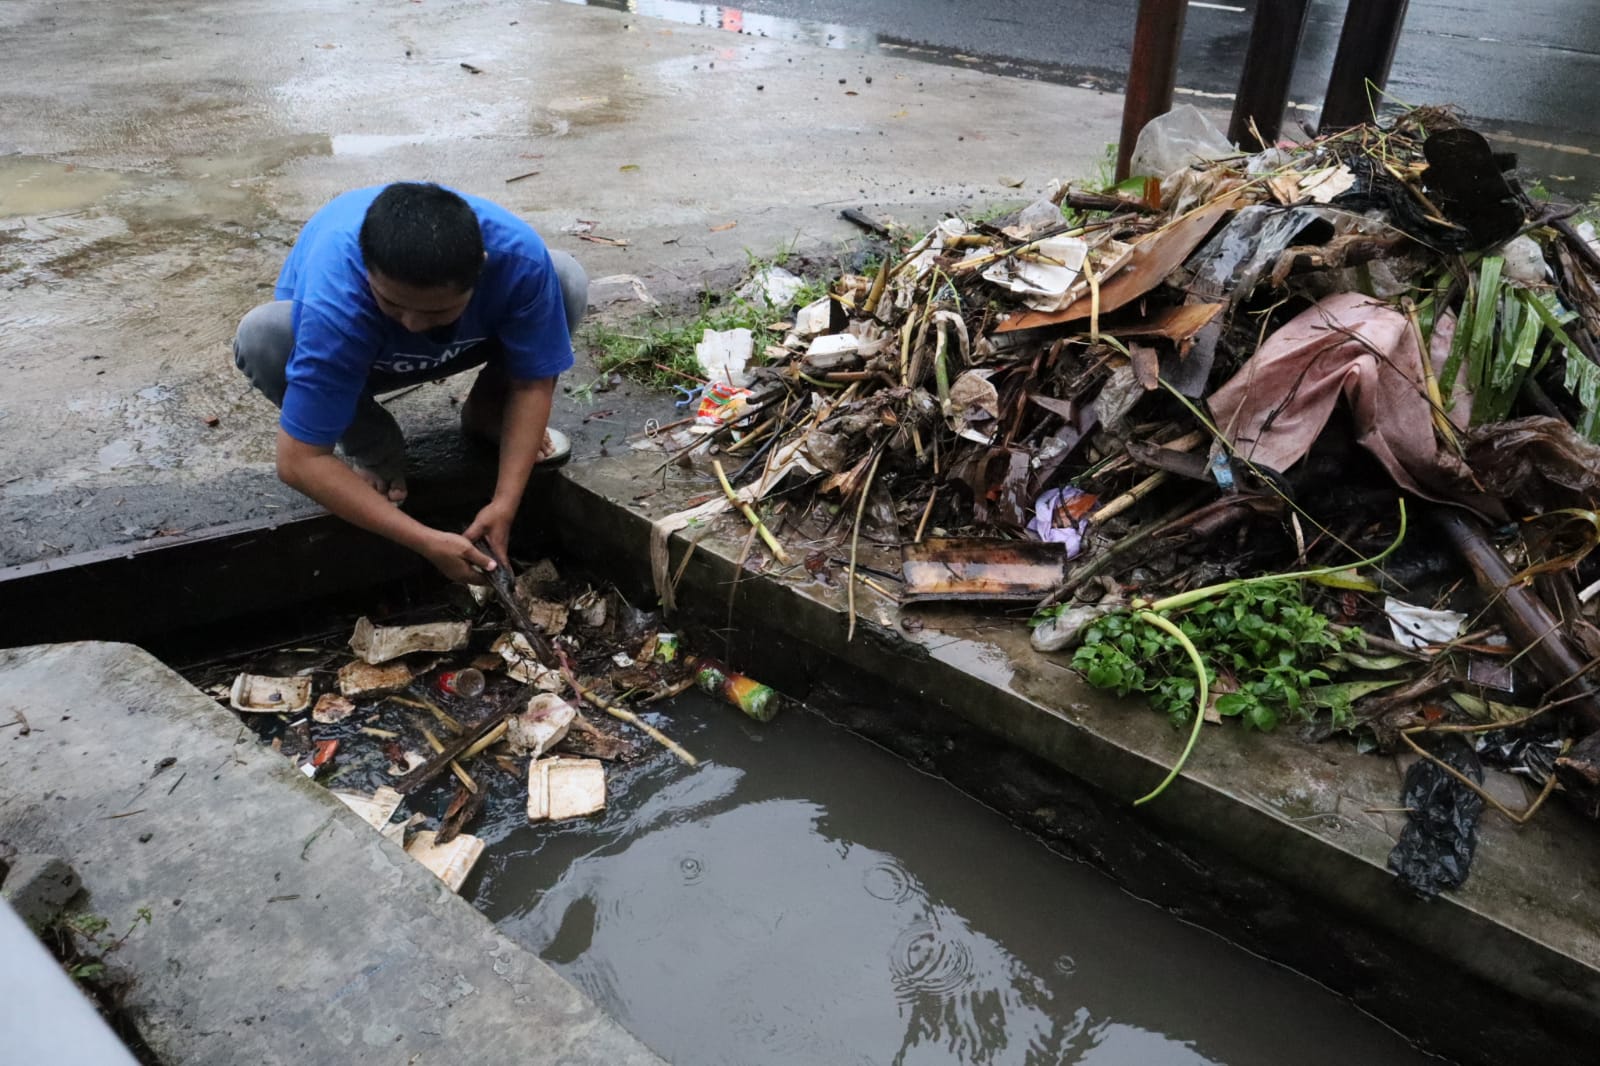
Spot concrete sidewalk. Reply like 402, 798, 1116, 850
0, 0, 1122, 566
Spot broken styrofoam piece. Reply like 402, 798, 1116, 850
736, 265, 805, 308
492, 632, 564, 690
527, 757, 607, 822
337, 659, 416, 697
793, 297, 833, 337
514, 596, 569, 636
385, 749, 431, 777
1384, 597, 1467, 651
1299, 164, 1356, 204
404, 830, 485, 894
806, 333, 860, 360
590, 272, 657, 306
331, 786, 403, 831
382, 812, 426, 848
506, 693, 578, 758
695, 327, 754, 387
229, 674, 313, 715
947, 370, 1000, 444
572, 588, 608, 629
349, 617, 470, 665
312, 693, 357, 724
981, 235, 1088, 312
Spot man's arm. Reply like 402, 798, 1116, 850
275, 428, 495, 584
463, 376, 555, 562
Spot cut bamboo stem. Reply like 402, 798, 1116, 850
1089, 471, 1169, 525
713, 460, 790, 564
460, 721, 509, 761
420, 726, 478, 793
559, 657, 699, 766
389, 694, 464, 734
914, 489, 940, 543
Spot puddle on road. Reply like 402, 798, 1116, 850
473, 692, 1439, 1066
0, 159, 128, 217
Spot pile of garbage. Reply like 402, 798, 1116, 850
195, 558, 779, 894
641, 105, 1600, 891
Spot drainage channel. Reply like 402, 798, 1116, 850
9, 481, 1584, 1064
154, 555, 1441, 1066
475, 688, 1438, 1066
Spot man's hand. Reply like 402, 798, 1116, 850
419, 529, 497, 585
275, 429, 499, 585
463, 498, 518, 566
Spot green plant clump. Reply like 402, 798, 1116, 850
1071, 582, 1359, 732
581, 260, 830, 392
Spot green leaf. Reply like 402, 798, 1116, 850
1448, 691, 1527, 723
1308, 568, 1380, 592
1244, 702, 1280, 731
1214, 693, 1251, 717
1307, 679, 1404, 709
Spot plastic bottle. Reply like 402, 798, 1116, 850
691, 657, 781, 722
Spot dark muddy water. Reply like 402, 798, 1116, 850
472, 693, 1439, 1065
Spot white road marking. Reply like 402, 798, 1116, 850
1175, 85, 1319, 112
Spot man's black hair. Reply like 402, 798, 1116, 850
359, 183, 484, 291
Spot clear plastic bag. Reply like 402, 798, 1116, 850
1128, 104, 1233, 179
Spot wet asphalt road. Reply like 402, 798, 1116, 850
590, 0, 1600, 161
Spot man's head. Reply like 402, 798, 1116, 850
359, 183, 484, 333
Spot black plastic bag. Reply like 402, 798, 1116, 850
1388, 737, 1485, 897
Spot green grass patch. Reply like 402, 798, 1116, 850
579, 263, 829, 391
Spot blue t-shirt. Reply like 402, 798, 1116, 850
274, 186, 574, 446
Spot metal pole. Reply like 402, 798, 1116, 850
1116, 0, 1188, 181
1319, 0, 1411, 132
1228, 0, 1312, 150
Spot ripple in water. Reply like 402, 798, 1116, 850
888, 918, 977, 1003
1053, 954, 1077, 978
862, 860, 917, 904
678, 854, 706, 885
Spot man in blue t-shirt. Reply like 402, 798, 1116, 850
232, 182, 587, 584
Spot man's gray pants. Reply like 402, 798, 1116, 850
233, 250, 588, 478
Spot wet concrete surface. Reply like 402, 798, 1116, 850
474, 689, 1439, 1065
0, 0, 1121, 567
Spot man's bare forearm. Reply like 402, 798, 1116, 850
274, 428, 437, 552
492, 377, 556, 508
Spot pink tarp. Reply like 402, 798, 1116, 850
1207, 292, 1493, 512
